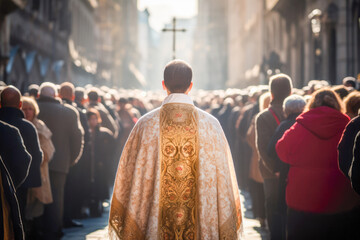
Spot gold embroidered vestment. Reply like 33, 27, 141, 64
159, 103, 199, 240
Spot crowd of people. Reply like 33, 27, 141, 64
0, 73, 360, 239
0, 81, 154, 239
206, 75, 360, 239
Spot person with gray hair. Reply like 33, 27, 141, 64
39, 82, 58, 98
283, 94, 307, 117
37, 82, 84, 239
266, 94, 306, 239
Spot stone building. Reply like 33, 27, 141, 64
227, 0, 360, 88
69, 0, 99, 86
194, 0, 228, 90
0, 0, 71, 92
227, 0, 265, 88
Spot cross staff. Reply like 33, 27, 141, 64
162, 17, 186, 60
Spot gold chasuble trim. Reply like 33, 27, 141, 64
109, 197, 145, 240
159, 103, 199, 240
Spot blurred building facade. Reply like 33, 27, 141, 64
228, 0, 360, 88
194, 0, 228, 90
0, 0, 143, 91
0, 0, 71, 92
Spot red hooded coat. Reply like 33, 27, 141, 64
276, 106, 360, 213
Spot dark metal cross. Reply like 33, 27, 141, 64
162, 17, 186, 60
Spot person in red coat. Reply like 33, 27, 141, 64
276, 88, 360, 240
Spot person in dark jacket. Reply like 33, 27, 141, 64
87, 89, 119, 138
267, 94, 306, 239
86, 108, 115, 217
37, 82, 84, 240
338, 114, 360, 179
59, 82, 89, 227
255, 74, 292, 240
0, 86, 43, 227
351, 129, 360, 195
0, 121, 31, 240
0, 120, 31, 189
276, 89, 360, 240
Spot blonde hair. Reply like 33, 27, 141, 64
305, 88, 344, 113
22, 96, 40, 116
259, 92, 271, 111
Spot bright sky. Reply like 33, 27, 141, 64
138, 0, 198, 31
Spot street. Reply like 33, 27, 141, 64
62, 190, 269, 240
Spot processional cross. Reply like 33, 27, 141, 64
162, 17, 187, 60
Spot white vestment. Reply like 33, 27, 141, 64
109, 93, 242, 239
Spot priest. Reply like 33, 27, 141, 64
108, 60, 242, 239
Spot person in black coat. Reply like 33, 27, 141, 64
0, 86, 43, 225
0, 120, 31, 189
267, 94, 306, 240
338, 114, 360, 178
86, 108, 115, 217
59, 82, 89, 227
37, 82, 84, 239
351, 130, 360, 195
0, 120, 32, 240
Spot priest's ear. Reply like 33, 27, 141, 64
185, 82, 193, 94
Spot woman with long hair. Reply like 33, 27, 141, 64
21, 96, 55, 239
276, 89, 360, 239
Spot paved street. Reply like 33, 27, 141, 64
62, 190, 269, 240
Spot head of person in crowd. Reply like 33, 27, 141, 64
223, 97, 234, 107
259, 92, 271, 111
75, 87, 86, 105
343, 91, 360, 119
86, 108, 102, 130
39, 82, 58, 99
87, 88, 100, 103
343, 76, 356, 89
305, 88, 344, 113
59, 82, 75, 101
0, 86, 22, 109
248, 87, 262, 104
283, 95, 306, 118
332, 85, 350, 100
118, 97, 128, 110
269, 73, 292, 104
28, 84, 39, 99
162, 59, 193, 94
21, 96, 40, 122
108, 89, 118, 105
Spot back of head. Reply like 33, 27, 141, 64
259, 92, 271, 111
75, 87, 85, 102
164, 59, 192, 93
0, 86, 22, 108
87, 88, 99, 102
28, 84, 39, 98
305, 88, 344, 112
39, 82, 58, 98
269, 73, 293, 103
59, 82, 75, 100
332, 85, 349, 99
343, 76, 356, 89
344, 91, 360, 118
283, 94, 306, 116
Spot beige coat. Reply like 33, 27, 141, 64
246, 117, 264, 183
26, 118, 55, 219
31, 118, 55, 204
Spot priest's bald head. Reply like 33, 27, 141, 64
0, 86, 22, 109
162, 59, 193, 94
